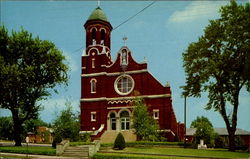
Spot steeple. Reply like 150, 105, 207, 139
83, 6, 113, 73
84, 7, 112, 50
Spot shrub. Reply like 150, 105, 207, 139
214, 135, 224, 148
113, 133, 125, 150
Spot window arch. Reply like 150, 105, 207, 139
120, 110, 130, 130
90, 79, 97, 93
101, 29, 105, 45
91, 28, 97, 45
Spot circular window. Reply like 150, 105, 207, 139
114, 75, 134, 95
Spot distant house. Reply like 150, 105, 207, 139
186, 128, 250, 147
27, 126, 53, 143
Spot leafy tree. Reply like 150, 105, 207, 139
0, 116, 13, 140
181, 0, 250, 151
52, 101, 80, 143
191, 116, 215, 148
23, 118, 49, 134
132, 98, 159, 141
113, 133, 126, 150
0, 26, 68, 146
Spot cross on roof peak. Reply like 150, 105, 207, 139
123, 36, 128, 46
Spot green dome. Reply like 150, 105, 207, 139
88, 7, 109, 22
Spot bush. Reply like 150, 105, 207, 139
113, 133, 125, 150
214, 135, 224, 148
80, 133, 91, 142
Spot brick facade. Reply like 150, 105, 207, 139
80, 7, 184, 141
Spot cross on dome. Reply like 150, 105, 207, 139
97, 0, 100, 7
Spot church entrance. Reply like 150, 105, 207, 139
120, 111, 130, 130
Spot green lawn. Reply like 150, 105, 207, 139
0, 146, 56, 155
94, 153, 196, 159
99, 147, 249, 159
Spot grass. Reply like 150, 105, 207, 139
0, 146, 56, 155
101, 141, 190, 148
93, 153, 196, 159
99, 147, 249, 159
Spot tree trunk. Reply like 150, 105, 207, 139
11, 109, 23, 146
228, 128, 236, 151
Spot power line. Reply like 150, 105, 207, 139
72, 1, 157, 54
113, 1, 157, 31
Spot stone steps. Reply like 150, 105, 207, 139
62, 146, 89, 159
100, 130, 137, 143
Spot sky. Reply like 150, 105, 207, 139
0, 1, 249, 131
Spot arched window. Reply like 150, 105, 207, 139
120, 111, 130, 130
110, 113, 116, 130
101, 29, 105, 45
90, 79, 97, 93
121, 49, 128, 65
92, 28, 96, 45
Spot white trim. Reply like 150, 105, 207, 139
120, 48, 129, 66
81, 69, 147, 77
107, 106, 135, 110
90, 27, 98, 32
92, 58, 95, 68
82, 67, 86, 69
107, 100, 133, 104
90, 79, 97, 93
80, 94, 171, 102
153, 109, 159, 120
99, 27, 107, 33
91, 112, 96, 121
114, 74, 135, 96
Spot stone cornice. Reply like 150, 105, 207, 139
80, 94, 171, 102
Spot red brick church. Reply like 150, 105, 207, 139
80, 6, 184, 142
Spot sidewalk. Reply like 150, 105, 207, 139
0, 152, 82, 159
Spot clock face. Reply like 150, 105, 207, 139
114, 75, 134, 95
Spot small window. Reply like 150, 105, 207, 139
92, 58, 95, 68
90, 79, 97, 93
153, 109, 159, 120
91, 112, 96, 121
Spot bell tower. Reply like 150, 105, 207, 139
83, 7, 113, 72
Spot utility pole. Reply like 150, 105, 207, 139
184, 95, 187, 148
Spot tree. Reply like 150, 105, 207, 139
0, 26, 68, 146
132, 98, 159, 141
113, 133, 126, 150
23, 118, 49, 141
52, 101, 80, 143
190, 116, 215, 147
181, 0, 250, 151
0, 116, 14, 140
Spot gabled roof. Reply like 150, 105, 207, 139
186, 128, 250, 136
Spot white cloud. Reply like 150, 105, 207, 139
63, 50, 78, 73
168, 1, 227, 23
